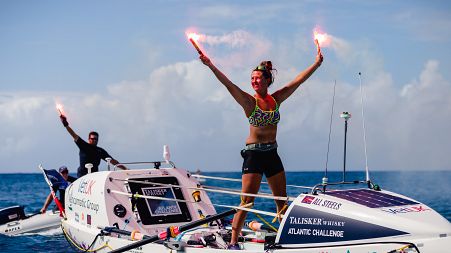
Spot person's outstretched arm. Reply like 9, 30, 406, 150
60, 115, 79, 141
272, 51, 323, 104
40, 192, 53, 213
200, 55, 255, 116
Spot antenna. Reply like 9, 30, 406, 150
340, 112, 351, 182
324, 80, 337, 185
358, 72, 370, 182
163, 145, 170, 163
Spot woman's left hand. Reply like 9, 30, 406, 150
200, 54, 212, 67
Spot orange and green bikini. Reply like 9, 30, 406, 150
248, 95, 281, 127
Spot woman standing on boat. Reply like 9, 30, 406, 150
199, 46, 322, 249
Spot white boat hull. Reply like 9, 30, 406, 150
60, 166, 451, 252
61, 218, 451, 252
0, 211, 61, 235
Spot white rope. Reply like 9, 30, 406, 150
109, 190, 279, 218
191, 174, 314, 190
112, 178, 296, 202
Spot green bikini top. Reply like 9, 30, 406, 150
248, 95, 281, 127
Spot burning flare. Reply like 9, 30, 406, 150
55, 103, 65, 116
314, 31, 328, 45
187, 32, 204, 55
313, 28, 330, 55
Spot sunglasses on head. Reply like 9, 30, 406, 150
254, 61, 272, 71
255, 65, 266, 71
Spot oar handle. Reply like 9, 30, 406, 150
109, 207, 239, 253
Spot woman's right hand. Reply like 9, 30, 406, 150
316, 48, 323, 66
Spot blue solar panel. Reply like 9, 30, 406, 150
326, 189, 418, 208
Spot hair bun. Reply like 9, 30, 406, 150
265, 61, 272, 70
260, 61, 272, 70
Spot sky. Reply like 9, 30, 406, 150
1, 0, 450, 174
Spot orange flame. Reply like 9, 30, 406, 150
55, 103, 65, 116
313, 28, 330, 48
187, 32, 201, 42
186, 32, 203, 55
314, 31, 327, 45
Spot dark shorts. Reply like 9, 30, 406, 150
241, 145, 284, 178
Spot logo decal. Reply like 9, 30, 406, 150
302, 196, 315, 204
381, 205, 431, 214
78, 179, 96, 195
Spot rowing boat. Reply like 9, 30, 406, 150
59, 160, 451, 253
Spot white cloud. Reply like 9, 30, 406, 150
1, 31, 450, 173
195, 30, 272, 71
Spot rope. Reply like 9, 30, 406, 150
271, 204, 288, 223
191, 174, 313, 190
62, 225, 112, 252
255, 214, 278, 232
110, 190, 280, 218
240, 195, 254, 208
113, 178, 297, 202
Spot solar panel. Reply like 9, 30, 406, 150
326, 189, 418, 208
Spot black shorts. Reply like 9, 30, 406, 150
241, 148, 284, 178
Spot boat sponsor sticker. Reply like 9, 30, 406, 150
142, 187, 182, 216
277, 205, 408, 245
77, 178, 96, 195
68, 191, 100, 214
381, 205, 431, 214
301, 196, 315, 204
301, 196, 342, 210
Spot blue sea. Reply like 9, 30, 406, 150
0, 171, 450, 253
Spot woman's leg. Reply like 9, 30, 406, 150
230, 173, 262, 245
267, 171, 287, 218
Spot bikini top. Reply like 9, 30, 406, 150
248, 95, 281, 127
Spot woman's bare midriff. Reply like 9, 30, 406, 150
246, 125, 278, 144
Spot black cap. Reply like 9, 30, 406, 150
59, 166, 68, 173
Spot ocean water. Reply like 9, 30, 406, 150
0, 171, 450, 253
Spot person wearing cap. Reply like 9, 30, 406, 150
40, 166, 77, 213
58, 114, 127, 177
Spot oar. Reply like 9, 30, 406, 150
25, 211, 43, 219
109, 204, 250, 253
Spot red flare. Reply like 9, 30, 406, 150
187, 32, 203, 55
55, 103, 65, 116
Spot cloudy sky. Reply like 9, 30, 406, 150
1, 0, 450, 174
